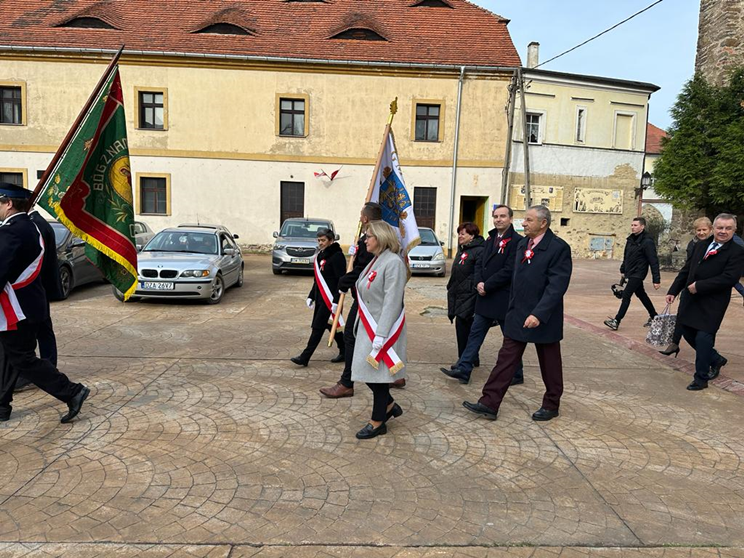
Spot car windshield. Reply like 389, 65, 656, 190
144, 231, 218, 254
419, 229, 439, 246
51, 223, 69, 247
280, 221, 332, 238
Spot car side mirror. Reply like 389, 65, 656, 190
223, 247, 236, 256
273, 231, 279, 238
335, 233, 340, 241
71, 237, 86, 248
440, 240, 445, 246
232, 234, 239, 240
136, 245, 143, 252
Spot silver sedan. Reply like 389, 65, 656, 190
113, 227, 243, 304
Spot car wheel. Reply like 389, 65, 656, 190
207, 273, 225, 304
272, 268, 282, 275
436, 269, 446, 278
236, 265, 244, 288
58, 266, 72, 300
112, 286, 140, 302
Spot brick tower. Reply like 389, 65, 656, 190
696, 0, 744, 84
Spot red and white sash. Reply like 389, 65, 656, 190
0, 223, 45, 332
313, 254, 345, 328
357, 293, 406, 375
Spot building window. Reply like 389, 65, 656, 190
575, 107, 587, 143
415, 104, 441, 142
0, 171, 24, 187
0, 86, 22, 125
413, 186, 437, 229
279, 98, 306, 137
137, 89, 167, 130
138, 175, 170, 215
280, 181, 305, 224
526, 112, 542, 144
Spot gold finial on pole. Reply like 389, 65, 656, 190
387, 97, 398, 125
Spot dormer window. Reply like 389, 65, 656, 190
196, 23, 254, 35
331, 28, 387, 41
58, 17, 116, 29
412, 0, 453, 6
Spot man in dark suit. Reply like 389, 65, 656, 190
440, 204, 524, 385
666, 213, 744, 391
0, 183, 89, 423
463, 205, 572, 421
319, 202, 382, 398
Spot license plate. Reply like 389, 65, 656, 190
142, 281, 175, 290
412, 263, 426, 268
291, 258, 310, 264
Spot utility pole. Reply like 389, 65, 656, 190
517, 68, 531, 209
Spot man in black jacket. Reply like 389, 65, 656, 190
463, 206, 572, 422
667, 213, 744, 390
441, 205, 524, 385
319, 202, 382, 398
0, 183, 89, 423
604, 217, 661, 331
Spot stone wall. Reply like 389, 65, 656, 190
696, 0, 744, 85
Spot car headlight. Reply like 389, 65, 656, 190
274, 243, 287, 250
181, 270, 210, 278
433, 251, 445, 260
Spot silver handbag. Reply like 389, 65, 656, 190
645, 304, 676, 347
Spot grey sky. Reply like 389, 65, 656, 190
473, 0, 700, 130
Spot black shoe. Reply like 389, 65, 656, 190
643, 317, 654, 327
290, 356, 309, 367
510, 376, 524, 386
462, 401, 497, 420
330, 353, 345, 363
0, 409, 10, 422
386, 403, 403, 421
708, 356, 728, 380
356, 422, 387, 439
61, 386, 90, 424
532, 407, 559, 421
687, 381, 708, 391
440, 367, 470, 384
473, 360, 480, 368
659, 343, 680, 357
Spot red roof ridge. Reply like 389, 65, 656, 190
457, 0, 510, 23
646, 122, 668, 154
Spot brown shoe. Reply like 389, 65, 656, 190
319, 383, 354, 398
391, 378, 406, 389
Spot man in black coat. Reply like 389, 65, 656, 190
441, 205, 524, 385
604, 217, 661, 331
464, 205, 572, 422
319, 202, 381, 398
0, 183, 89, 423
666, 213, 744, 390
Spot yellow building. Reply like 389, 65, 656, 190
0, 0, 521, 252
506, 45, 660, 259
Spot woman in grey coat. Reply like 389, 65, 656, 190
351, 221, 407, 440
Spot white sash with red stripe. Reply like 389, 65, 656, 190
313, 254, 345, 328
357, 293, 406, 375
0, 222, 45, 332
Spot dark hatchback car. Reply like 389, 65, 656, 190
51, 222, 103, 299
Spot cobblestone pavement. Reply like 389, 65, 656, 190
0, 255, 742, 557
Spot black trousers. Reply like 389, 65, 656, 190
339, 300, 358, 389
367, 382, 394, 422
615, 277, 657, 323
681, 325, 722, 385
299, 323, 346, 363
15, 313, 58, 391
1, 320, 80, 415
455, 316, 474, 359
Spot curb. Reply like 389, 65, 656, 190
565, 314, 744, 398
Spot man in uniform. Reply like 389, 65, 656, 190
0, 183, 89, 423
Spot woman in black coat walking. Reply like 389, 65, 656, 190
447, 222, 485, 364
291, 229, 347, 366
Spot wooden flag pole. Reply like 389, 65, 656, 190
328, 98, 398, 346
29, 45, 125, 207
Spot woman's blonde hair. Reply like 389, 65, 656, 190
366, 220, 401, 255
693, 216, 712, 229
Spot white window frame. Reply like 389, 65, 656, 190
612, 110, 637, 150
575, 106, 587, 143
523, 110, 546, 145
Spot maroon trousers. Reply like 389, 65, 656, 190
479, 337, 563, 412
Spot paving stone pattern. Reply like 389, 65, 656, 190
0, 256, 742, 556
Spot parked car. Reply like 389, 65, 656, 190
51, 221, 104, 299
113, 226, 243, 304
133, 221, 155, 251
178, 223, 240, 240
272, 218, 338, 274
408, 227, 446, 276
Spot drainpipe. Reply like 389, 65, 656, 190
447, 66, 465, 259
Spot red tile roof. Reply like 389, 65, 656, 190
0, 0, 521, 67
646, 123, 668, 154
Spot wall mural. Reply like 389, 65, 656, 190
573, 188, 623, 214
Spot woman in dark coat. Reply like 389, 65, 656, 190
447, 223, 485, 363
291, 229, 347, 366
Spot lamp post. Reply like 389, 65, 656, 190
637, 171, 653, 216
